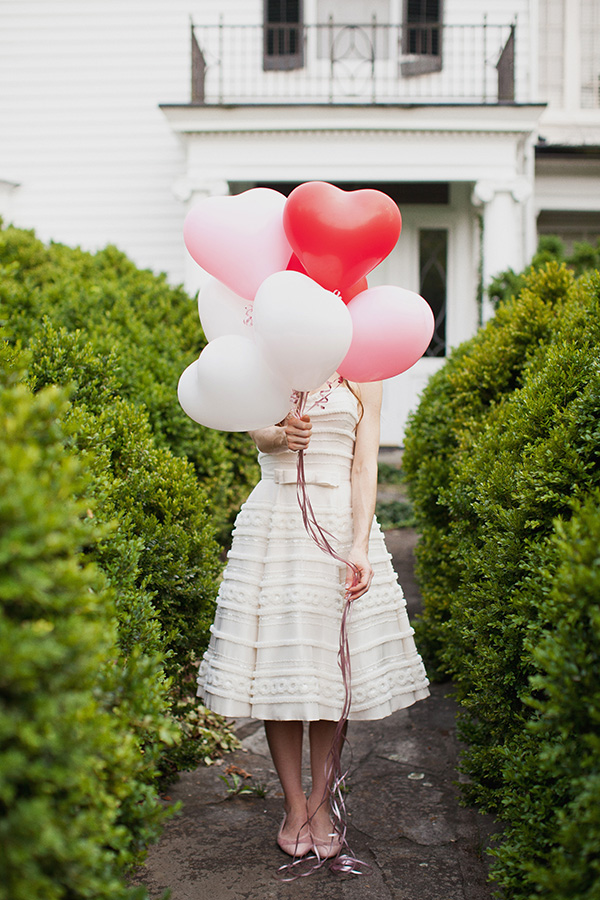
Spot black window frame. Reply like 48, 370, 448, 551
264, 0, 305, 71
419, 227, 447, 358
402, 0, 443, 77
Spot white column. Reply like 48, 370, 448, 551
172, 177, 230, 297
472, 179, 532, 322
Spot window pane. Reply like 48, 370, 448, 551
267, 0, 301, 25
406, 0, 440, 24
420, 228, 447, 357
264, 0, 304, 68
405, 0, 441, 58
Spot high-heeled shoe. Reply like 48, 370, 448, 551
310, 826, 344, 860
277, 815, 313, 857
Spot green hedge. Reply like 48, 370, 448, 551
489, 234, 600, 307
0, 364, 173, 900
25, 323, 221, 689
491, 490, 600, 899
7, 274, 226, 773
0, 225, 259, 538
0, 225, 252, 896
403, 265, 600, 899
0, 225, 245, 741
403, 262, 573, 674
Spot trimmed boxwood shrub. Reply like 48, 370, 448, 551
403, 266, 600, 898
9, 300, 231, 776
0, 224, 259, 538
491, 490, 600, 900
490, 234, 600, 307
0, 361, 173, 900
25, 324, 222, 685
0, 226, 245, 765
0, 226, 248, 893
403, 262, 573, 674
444, 303, 600, 800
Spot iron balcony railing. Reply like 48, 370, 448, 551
191, 20, 517, 106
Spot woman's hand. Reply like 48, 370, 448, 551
283, 414, 312, 452
345, 547, 373, 601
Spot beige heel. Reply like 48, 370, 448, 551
277, 814, 313, 857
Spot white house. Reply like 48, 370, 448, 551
0, 1, 598, 444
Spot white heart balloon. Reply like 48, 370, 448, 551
177, 335, 292, 432
198, 277, 252, 341
253, 271, 353, 392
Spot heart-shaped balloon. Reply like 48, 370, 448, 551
287, 253, 368, 304
343, 275, 369, 305
184, 188, 293, 301
177, 335, 292, 432
338, 286, 435, 382
253, 270, 353, 392
197, 277, 252, 341
283, 182, 402, 292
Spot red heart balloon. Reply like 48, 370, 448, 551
283, 182, 402, 292
343, 275, 368, 305
287, 253, 367, 304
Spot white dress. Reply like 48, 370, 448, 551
197, 382, 430, 721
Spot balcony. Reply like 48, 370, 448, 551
191, 20, 517, 106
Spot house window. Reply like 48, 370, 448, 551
420, 228, 447, 357
264, 0, 304, 70
402, 0, 443, 76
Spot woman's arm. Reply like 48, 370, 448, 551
345, 381, 383, 600
249, 414, 312, 453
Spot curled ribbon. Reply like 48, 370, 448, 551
278, 388, 372, 880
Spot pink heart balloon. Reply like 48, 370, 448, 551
338, 286, 435, 382
184, 188, 293, 301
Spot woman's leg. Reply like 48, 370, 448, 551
307, 719, 346, 844
264, 720, 308, 842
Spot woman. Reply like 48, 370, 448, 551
197, 377, 429, 860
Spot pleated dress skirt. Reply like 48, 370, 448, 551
197, 382, 429, 721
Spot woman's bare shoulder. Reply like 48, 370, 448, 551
351, 380, 383, 408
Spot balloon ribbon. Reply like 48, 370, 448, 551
279, 389, 371, 880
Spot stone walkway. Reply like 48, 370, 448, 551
132, 528, 499, 900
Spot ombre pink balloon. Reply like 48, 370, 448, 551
184, 188, 293, 301
338, 286, 435, 382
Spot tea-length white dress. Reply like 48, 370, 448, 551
197, 381, 430, 721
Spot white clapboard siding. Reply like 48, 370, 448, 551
0, 0, 194, 282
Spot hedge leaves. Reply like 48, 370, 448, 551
0, 225, 250, 898
404, 264, 600, 899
